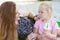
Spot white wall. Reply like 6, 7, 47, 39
17, 1, 60, 21
16, 2, 51, 16
52, 2, 60, 22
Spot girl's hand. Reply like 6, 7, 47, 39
43, 29, 49, 37
43, 32, 56, 39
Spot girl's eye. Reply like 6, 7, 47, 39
38, 11, 43, 13
41, 11, 43, 13
38, 11, 40, 13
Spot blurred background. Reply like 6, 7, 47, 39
0, 0, 60, 27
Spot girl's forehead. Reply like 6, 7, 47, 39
39, 4, 50, 10
39, 5, 48, 9
39, 7, 48, 12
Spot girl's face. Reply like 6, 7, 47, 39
38, 6, 49, 20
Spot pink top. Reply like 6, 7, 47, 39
34, 19, 59, 40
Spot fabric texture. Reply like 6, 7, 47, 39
18, 17, 34, 39
34, 19, 59, 40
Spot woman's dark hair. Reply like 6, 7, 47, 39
0, 1, 18, 40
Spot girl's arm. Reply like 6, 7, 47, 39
34, 27, 46, 40
33, 27, 38, 33
44, 30, 57, 39
44, 22, 59, 39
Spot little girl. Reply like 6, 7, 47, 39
34, 3, 59, 40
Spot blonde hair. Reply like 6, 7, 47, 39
38, 3, 52, 19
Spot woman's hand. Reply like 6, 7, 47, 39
27, 33, 37, 40
37, 34, 46, 40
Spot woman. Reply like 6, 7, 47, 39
0, 1, 18, 40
